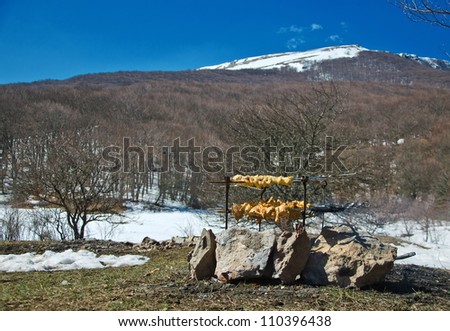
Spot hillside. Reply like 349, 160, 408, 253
3, 46, 448, 88
0, 45, 450, 218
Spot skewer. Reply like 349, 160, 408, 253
210, 175, 317, 231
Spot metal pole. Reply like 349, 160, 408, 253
225, 176, 230, 230
302, 176, 308, 227
321, 180, 327, 230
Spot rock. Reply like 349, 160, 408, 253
272, 228, 310, 284
182, 235, 199, 247
171, 236, 198, 246
301, 225, 397, 288
171, 236, 186, 245
141, 237, 160, 248
189, 229, 217, 280
214, 227, 277, 282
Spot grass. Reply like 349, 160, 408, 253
0, 246, 449, 311
0, 248, 186, 310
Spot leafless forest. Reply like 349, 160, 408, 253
1, 67, 449, 238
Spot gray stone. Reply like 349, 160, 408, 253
171, 235, 198, 247
141, 236, 160, 248
301, 225, 397, 288
189, 229, 216, 280
214, 227, 277, 282
272, 228, 311, 284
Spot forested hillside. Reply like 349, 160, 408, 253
1, 69, 449, 221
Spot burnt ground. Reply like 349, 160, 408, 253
0, 240, 449, 311
370, 264, 449, 295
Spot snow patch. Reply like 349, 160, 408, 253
375, 222, 450, 270
0, 249, 149, 273
86, 209, 223, 243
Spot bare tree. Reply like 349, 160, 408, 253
231, 83, 345, 176
0, 90, 26, 195
28, 208, 71, 241
393, 0, 450, 28
16, 130, 122, 239
0, 207, 24, 240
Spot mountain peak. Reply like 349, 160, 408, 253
199, 45, 450, 73
199, 45, 368, 71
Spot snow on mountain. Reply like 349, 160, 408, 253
200, 45, 368, 71
398, 52, 450, 70
200, 44, 450, 72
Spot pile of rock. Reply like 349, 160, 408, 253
189, 225, 397, 288
140, 235, 198, 250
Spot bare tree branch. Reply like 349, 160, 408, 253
393, 0, 450, 28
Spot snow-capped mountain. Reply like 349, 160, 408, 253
200, 45, 368, 71
199, 45, 450, 72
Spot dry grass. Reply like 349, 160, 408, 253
1, 243, 449, 311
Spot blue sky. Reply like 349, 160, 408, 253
0, 0, 449, 84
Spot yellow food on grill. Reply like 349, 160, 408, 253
231, 175, 293, 189
231, 197, 311, 224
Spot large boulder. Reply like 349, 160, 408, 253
214, 227, 277, 282
272, 228, 311, 284
189, 229, 216, 280
301, 225, 397, 288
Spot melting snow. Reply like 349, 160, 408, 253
376, 222, 450, 270
0, 249, 149, 273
